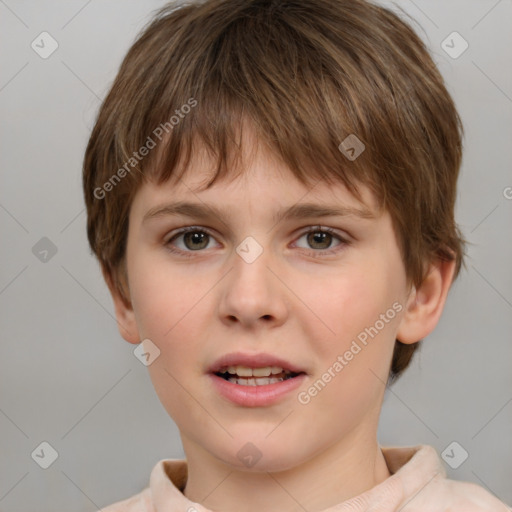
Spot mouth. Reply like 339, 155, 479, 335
214, 365, 304, 386
207, 352, 308, 406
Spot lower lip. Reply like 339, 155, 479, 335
209, 373, 307, 407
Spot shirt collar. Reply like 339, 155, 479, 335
149, 444, 445, 512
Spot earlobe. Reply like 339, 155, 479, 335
396, 258, 456, 345
102, 266, 140, 345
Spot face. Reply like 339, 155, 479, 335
120, 131, 413, 472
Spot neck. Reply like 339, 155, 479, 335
181, 429, 391, 512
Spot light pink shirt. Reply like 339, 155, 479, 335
101, 444, 510, 511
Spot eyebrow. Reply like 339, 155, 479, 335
142, 201, 375, 226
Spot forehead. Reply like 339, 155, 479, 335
135, 125, 380, 220
134, 166, 379, 229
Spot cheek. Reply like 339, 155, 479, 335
294, 258, 402, 412
127, 254, 217, 390
298, 262, 396, 353
128, 248, 205, 339
127, 258, 210, 416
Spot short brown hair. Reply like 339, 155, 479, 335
83, 0, 466, 383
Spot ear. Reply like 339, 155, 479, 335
102, 265, 140, 345
396, 258, 456, 344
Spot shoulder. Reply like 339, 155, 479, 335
382, 444, 510, 511
441, 479, 510, 511
408, 476, 511, 511
100, 486, 154, 512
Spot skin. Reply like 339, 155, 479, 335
106, 124, 456, 512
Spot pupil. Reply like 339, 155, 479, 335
308, 231, 330, 249
184, 230, 332, 251
185, 231, 208, 250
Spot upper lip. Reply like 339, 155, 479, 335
208, 352, 307, 374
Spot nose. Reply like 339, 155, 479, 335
217, 239, 289, 329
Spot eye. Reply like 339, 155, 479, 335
294, 226, 349, 255
165, 226, 218, 256
164, 225, 350, 257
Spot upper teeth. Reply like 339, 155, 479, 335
221, 365, 290, 377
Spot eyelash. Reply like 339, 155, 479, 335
164, 225, 351, 258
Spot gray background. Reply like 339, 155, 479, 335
1, 1, 511, 510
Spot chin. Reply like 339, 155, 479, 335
208, 435, 307, 473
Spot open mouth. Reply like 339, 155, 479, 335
214, 365, 303, 386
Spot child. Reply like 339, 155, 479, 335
82, 0, 510, 510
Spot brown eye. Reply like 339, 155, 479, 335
294, 226, 347, 254
306, 230, 333, 250
165, 225, 349, 258
182, 231, 210, 250
166, 227, 218, 254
